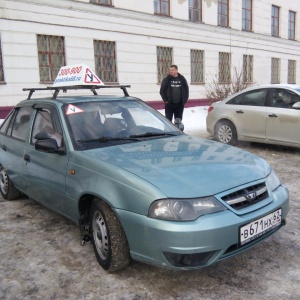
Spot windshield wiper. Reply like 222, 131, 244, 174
129, 132, 178, 138
77, 136, 141, 143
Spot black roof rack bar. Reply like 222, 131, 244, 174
22, 85, 131, 100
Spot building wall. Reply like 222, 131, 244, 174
0, 0, 300, 113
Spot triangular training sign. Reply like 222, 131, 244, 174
53, 63, 105, 87
84, 68, 101, 84
66, 104, 84, 115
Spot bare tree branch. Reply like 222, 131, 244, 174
205, 67, 256, 103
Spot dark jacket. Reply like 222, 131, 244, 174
160, 73, 189, 105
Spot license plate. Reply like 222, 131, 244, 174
240, 209, 282, 245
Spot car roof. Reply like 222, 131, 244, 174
17, 84, 142, 106
17, 95, 139, 106
250, 84, 300, 90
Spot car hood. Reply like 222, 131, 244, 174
82, 136, 270, 197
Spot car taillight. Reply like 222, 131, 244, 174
208, 106, 214, 114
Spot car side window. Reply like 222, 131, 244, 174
271, 89, 300, 109
8, 106, 33, 142
229, 90, 267, 106
0, 110, 16, 135
31, 108, 63, 147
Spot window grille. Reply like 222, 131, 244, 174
288, 60, 296, 84
94, 40, 118, 83
243, 55, 253, 83
154, 0, 170, 16
271, 5, 279, 37
0, 37, 4, 82
218, 0, 229, 27
242, 0, 252, 31
191, 49, 204, 83
189, 0, 202, 22
90, 0, 112, 5
157, 46, 172, 84
288, 11, 296, 40
219, 52, 231, 83
37, 35, 66, 83
271, 58, 280, 84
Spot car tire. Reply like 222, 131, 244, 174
90, 199, 131, 272
215, 120, 237, 145
0, 165, 22, 200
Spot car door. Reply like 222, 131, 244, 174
23, 104, 70, 214
0, 106, 33, 192
266, 89, 300, 145
226, 89, 268, 141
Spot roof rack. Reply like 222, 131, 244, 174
22, 85, 131, 100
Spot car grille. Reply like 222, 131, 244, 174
221, 182, 268, 210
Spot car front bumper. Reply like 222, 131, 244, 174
116, 185, 289, 270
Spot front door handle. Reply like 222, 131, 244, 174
24, 154, 30, 163
236, 110, 244, 114
268, 114, 278, 118
1, 144, 7, 151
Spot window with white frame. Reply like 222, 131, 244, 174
94, 40, 118, 83
37, 34, 66, 83
0, 37, 4, 82
288, 60, 296, 84
189, 0, 202, 22
242, 0, 252, 31
90, 0, 112, 5
218, 0, 229, 27
157, 46, 172, 84
271, 57, 280, 84
243, 55, 253, 83
191, 49, 204, 83
154, 0, 170, 16
219, 52, 231, 83
288, 11, 296, 40
271, 5, 280, 37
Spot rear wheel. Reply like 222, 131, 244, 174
215, 121, 237, 145
90, 199, 131, 272
0, 166, 22, 200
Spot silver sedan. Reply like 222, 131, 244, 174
206, 84, 300, 147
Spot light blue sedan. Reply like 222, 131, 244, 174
0, 85, 289, 271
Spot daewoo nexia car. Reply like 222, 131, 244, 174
0, 84, 289, 271
206, 84, 300, 147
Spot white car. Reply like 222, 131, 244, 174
206, 84, 300, 147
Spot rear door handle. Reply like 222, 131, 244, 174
268, 114, 278, 118
1, 144, 7, 151
24, 154, 30, 163
236, 110, 244, 114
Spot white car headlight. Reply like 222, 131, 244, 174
148, 197, 227, 221
267, 169, 281, 191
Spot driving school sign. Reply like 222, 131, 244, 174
52, 64, 105, 87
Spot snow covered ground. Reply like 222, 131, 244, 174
158, 105, 209, 137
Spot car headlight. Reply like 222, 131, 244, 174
267, 169, 281, 191
148, 197, 227, 221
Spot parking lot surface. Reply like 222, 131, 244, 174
1, 137, 299, 300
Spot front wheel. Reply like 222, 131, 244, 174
215, 121, 237, 145
90, 199, 131, 272
0, 166, 22, 200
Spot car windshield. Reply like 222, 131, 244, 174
63, 100, 183, 150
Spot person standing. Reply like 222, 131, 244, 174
159, 65, 189, 122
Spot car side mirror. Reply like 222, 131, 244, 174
292, 102, 300, 110
35, 131, 65, 155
